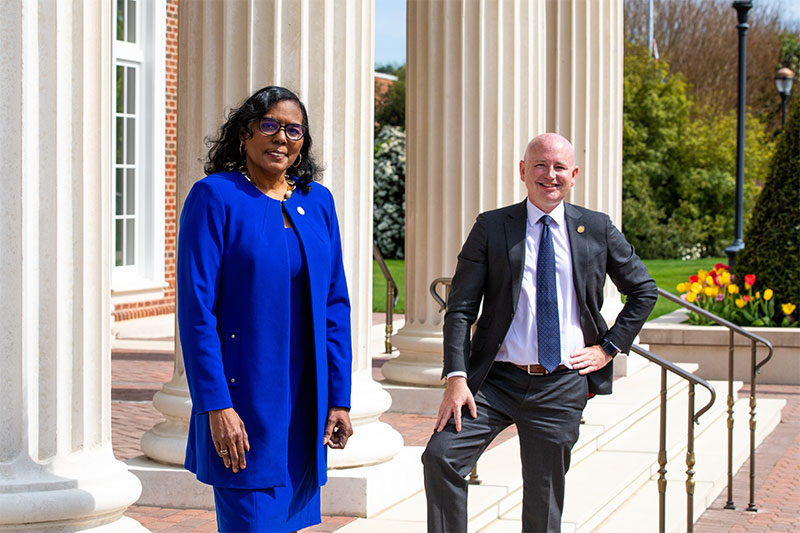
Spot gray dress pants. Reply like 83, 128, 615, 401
422, 362, 588, 533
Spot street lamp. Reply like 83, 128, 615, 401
725, 0, 752, 271
775, 67, 795, 127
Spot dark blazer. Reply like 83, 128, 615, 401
178, 171, 352, 489
442, 200, 657, 396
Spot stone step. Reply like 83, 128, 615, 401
591, 396, 785, 533
480, 394, 784, 533
337, 362, 696, 532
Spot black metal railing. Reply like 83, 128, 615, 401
628, 343, 716, 533
655, 287, 774, 512
373, 242, 399, 354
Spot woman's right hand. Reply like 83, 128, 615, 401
209, 408, 250, 473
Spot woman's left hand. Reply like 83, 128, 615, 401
323, 407, 353, 449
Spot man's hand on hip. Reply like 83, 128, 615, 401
569, 345, 612, 375
435, 376, 477, 433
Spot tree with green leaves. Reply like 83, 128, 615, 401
622, 45, 775, 258
375, 65, 405, 129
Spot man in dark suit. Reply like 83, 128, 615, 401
422, 133, 658, 533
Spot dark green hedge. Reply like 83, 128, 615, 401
736, 100, 800, 314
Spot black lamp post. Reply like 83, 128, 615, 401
725, 0, 752, 269
775, 67, 795, 127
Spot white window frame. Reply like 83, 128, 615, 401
111, 0, 167, 303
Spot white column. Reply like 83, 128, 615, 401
0, 1, 146, 531
142, 0, 401, 472
384, 0, 625, 387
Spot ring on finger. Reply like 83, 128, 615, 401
220, 449, 229, 455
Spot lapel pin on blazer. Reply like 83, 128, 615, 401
577, 225, 585, 234
297, 206, 305, 215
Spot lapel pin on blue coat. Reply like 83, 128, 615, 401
577, 225, 585, 234
297, 206, 305, 215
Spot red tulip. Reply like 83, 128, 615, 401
744, 274, 756, 287
689, 275, 699, 283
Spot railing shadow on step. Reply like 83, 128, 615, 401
373, 242, 399, 354
628, 342, 716, 533
655, 287, 774, 513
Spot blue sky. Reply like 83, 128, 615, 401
374, 0, 406, 66
374, 0, 800, 68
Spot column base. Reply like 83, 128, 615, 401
127, 456, 214, 510
141, 378, 191, 466
0, 451, 144, 531
328, 371, 403, 468
381, 323, 445, 386
322, 446, 424, 517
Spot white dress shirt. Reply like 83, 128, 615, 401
494, 199, 585, 368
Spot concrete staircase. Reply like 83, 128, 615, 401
337, 361, 785, 533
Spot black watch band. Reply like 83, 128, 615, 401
601, 338, 621, 357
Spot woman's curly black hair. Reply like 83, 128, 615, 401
204, 86, 321, 190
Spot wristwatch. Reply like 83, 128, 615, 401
600, 338, 621, 357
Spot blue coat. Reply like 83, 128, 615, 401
177, 170, 352, 489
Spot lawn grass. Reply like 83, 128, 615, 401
373, 259, 405, 313
372, 257, 727, 320
642, 257, 725, 320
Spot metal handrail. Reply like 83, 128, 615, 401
629, 343, 716, 533
373, 242, 399, 354
655, 287, 774, 511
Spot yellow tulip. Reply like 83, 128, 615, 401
782, 303, 797, 315
698, 270, 707, 282
677, 282, 688, 293
735, 298, 745, 308
755, 291, 761, 300
691, 282, 702, 293
720, 271, 731, 284
706, 276, 716, 286
686, 292, 697, 303
704, 287, 715, 297
764, 289, 773, 301
728, 284, 739, 295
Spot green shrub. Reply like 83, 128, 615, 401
735, 100, 800, 317
373, 125, 406, 259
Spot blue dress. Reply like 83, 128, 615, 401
213, 219, 321, 532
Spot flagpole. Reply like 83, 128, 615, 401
648, 0, 654, 57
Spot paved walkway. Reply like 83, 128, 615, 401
113, 314, 798, 532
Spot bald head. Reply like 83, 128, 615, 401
523, 133, 576, 166
519, 133, 578, 212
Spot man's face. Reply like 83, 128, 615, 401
519, 135, 578, 213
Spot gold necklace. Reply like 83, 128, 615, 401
241, 168, 296, 200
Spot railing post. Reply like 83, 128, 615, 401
658, 368, 668, 533
725, 329, 736, 509
385, 282, 395, 354
747, 340, 758, 512
686, 383, 696, 532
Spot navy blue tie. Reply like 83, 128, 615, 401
537, 215, 561, 372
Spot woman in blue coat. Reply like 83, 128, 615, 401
177, 86, 354, 532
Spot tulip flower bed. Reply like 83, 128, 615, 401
677, 263, 797, 328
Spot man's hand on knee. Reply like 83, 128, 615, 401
435, 376, 477, 433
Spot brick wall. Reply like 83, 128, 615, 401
112, 0, 178, 322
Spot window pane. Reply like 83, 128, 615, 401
116, 66, 124, 113
126, 168, 135, 215
116, 117, 124, 164
126, 117, 135, 164
117, 0, 125, 41
115, 219, 124, 266
127, 0, 136, 44
115, 169, 124, 215
127, 67, 136, 114
125, 219, 135, 265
